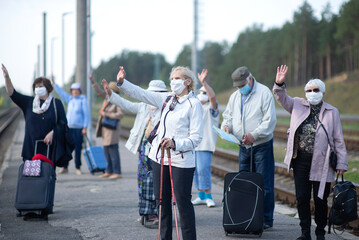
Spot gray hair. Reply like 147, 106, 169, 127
304, 79, 326, 93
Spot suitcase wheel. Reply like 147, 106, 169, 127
225, 231, 229, 236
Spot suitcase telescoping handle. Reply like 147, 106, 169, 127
84, 134, 92, 147
238, 145, 253, 173
34, 140, 50, 158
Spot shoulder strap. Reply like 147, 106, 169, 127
318, 118, 333, 149
161, 95, 172, 114
53, 98, 58, 124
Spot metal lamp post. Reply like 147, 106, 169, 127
62, 11, 73, 86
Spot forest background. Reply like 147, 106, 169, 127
1, 0, 358, 115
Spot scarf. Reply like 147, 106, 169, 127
33, 94, 53, 114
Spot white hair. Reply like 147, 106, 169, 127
304, 79, 326, 93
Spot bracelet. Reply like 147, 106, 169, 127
274, 81, 285, 87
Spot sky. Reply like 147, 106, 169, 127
0, 0, 347, 95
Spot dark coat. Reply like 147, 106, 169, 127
52, 119, 75, 167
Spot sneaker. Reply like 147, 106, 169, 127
206, 198, 216, 207
76, 169, 82, 175
99, 173, 112, 178
191, 197, 207, 205
58, 168, 68, 174
108, 174, 122, 179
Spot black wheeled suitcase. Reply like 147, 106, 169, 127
14, 140, 56, 220
223, 146, 264, 237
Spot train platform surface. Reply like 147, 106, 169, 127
0, 120, 356, 240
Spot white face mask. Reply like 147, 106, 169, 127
305, 92, 323, 105
170, 79, 187, 95
35, 86, 47, 97
197, 93, 208, 102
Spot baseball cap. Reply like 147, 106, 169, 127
232, 66, 250, 87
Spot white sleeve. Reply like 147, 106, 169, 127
120, 79, 167, 109
108, 92, 140, 114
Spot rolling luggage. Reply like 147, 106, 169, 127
223, 146, 264, 237
83, 135, 107, 174
15, 140, 56, 220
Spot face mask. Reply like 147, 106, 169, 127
35, 86, 47, 97
306, 92, 323, 105
170, 79, 187, 95
197, 93, 208, 102
239, 80, 251, 95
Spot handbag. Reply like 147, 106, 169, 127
328, 175, 358, 234
147, 95, 173, 144
101, 117, 118, 130
318, 119, 337, 171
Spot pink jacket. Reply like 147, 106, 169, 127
273, 84, 347, 199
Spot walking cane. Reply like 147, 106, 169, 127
158, 146, 180, 240
167, 147, 180, 240
158, 146, 165, 240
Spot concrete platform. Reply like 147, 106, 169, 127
0, 120, 355, 239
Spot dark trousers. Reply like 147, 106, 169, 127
64, 128, 83, 169
292, 153, 331, 237
152, 160, 196, 240
104, 144, 121, 174
239, 139, 275, 226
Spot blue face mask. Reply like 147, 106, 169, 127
239, 80, 251, 95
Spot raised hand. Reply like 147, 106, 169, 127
88, 70, 94, 83
197, 69, 208, 85
116, 66, 126, 85
276, 65, 288, 84
1, 64, 9, 79
101, 79, 112, 96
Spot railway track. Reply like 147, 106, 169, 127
0, 107, 21, 135
118, 123, 359, 235
211, 148, 359, 236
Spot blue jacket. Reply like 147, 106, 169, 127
54, 84, 89, 128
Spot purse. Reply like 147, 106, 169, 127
101, 117, 118, 130
318, 119, 337, 171
328, 175, 358, 234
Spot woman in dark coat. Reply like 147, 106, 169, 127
2, 64, 67, 161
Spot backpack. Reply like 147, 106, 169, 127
328, 175, 358, 234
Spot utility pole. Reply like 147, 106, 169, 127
86, 0, 93, 142
43, 12, 47, 77
76, 0, 87, 93
51, 37, 58, 75
37, 45, 40, 77
192, 0, 199, 90
62, 11, 72, 86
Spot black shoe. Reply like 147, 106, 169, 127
316, 235, 325, 240
263, 224, 273, 230
296, 234, 312, 240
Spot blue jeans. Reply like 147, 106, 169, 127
193, 151, 213, 190
64, 128, 83, 169
103, 144, 121, 174
239, 139, 275, 227
152, 161, 196, 240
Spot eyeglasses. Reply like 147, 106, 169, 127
169, 97, 178, 111
305, 88, 320, 93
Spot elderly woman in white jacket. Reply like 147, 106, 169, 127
102, 66, 203, 240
